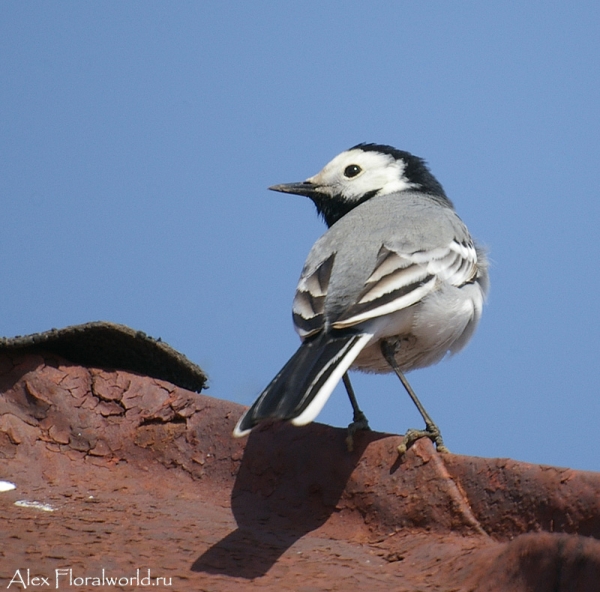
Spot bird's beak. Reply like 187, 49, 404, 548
268, 181, 321, 199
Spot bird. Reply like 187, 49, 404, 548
233, 143, 488, 454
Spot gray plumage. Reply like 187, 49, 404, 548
234, 143, 488, 445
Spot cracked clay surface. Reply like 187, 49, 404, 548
2, 350, 600, 591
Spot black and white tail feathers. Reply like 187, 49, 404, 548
233, 331, 372, 437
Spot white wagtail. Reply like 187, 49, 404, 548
234, 143, 489, 453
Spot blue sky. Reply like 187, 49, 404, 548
2, 3, 599, 471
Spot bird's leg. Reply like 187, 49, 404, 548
380, 340, 449, 455
343, 372, 370, 452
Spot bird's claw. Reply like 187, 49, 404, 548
397, 425, 449, 455
345, 412, 371, 452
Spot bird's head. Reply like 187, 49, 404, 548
269, 143, 451, 227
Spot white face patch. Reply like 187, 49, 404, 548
306, 149, 417, 202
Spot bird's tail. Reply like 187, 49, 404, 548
233, 332, 372, 437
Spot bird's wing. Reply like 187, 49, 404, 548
332, 238, 480, 329
292, 253, 335, 338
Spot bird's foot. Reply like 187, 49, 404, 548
397, 424, 449, 455
345, 411, 371, 452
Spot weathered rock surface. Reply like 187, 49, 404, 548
1, 348, 599, 591
0, 321, 207, 393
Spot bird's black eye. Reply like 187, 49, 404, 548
344, 164, 362, 178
